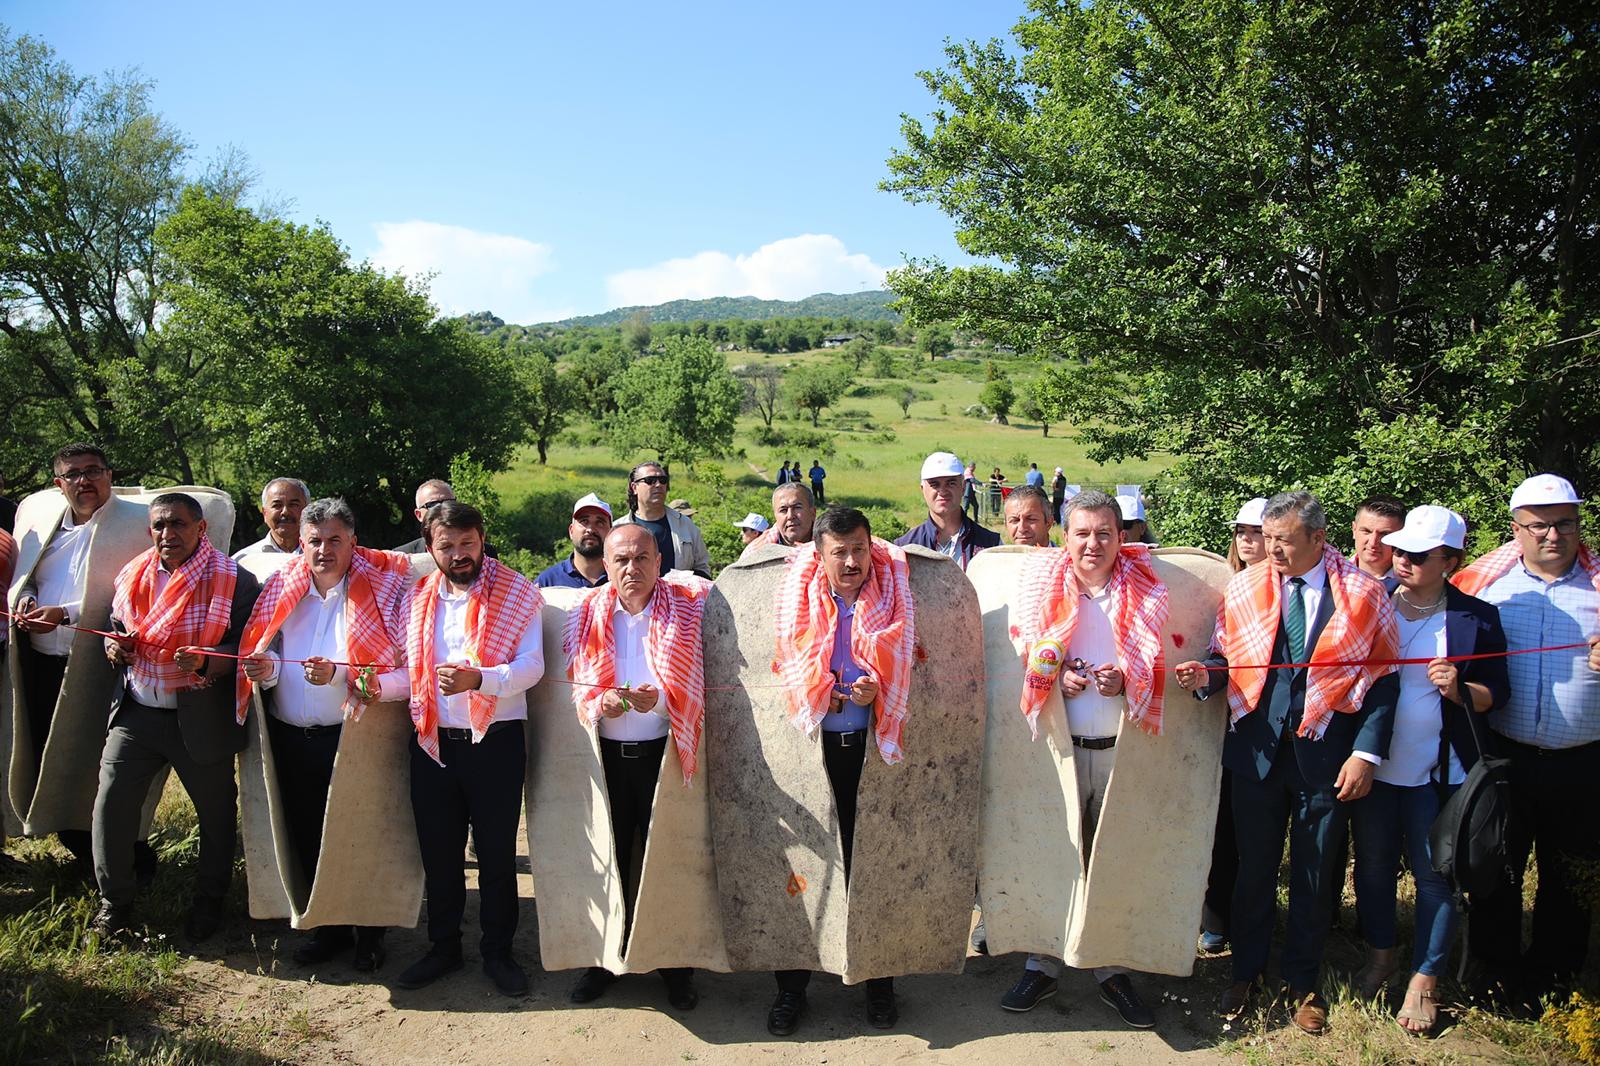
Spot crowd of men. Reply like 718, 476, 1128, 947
2, 442, 1596, 1041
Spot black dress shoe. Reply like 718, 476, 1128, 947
661, 969, 698, 1010
569, 966, 616, 1003
353, 929, 387, 973
86, 899, 135, 948
396, 945, 465, 989
865, 981, 898, 1029
767, 990, 806, 1036
483, 955, 529, 997
293, 928, 354, 966
1099, 973, 1156, 1029
184, 895, 225, 942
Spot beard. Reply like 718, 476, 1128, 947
446, 556, 483, 588
574, 538, 603, 559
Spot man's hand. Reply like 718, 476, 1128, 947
1588, 633, 1600, 673
1060, 667, 1090, 699
626, 683, 660, 712
849, 675, 879, 707
1092, 663, 1125, 697
105, 632, 137, 667
1427, 657, 1461, 701
174, 645, 209, 675
1334, 756, 1376, 802
302, 656, 335, 686
1174, 660, 1208, 692
18, 599, 66, 635
241, 651, 275, 683
436, 662, 483, 696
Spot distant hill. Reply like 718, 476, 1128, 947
544, 290, 899, 329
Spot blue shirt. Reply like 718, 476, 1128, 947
823, 592, 871, 732
1025, 469, 1045, 487
1478, 558, 1600, 748
810, 465, 826, 482
534, 556, 609, 590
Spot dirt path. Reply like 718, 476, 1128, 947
180, 846, 1230, 1066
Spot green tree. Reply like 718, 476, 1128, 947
515, 353, 571, 464
917, 325, 953, 363
567, 345, 628, 420
787, 364, 849, 427
871, 346, 900, 378
885, 1, 1599, 550
898, 385, 932, 418
979, 376, 1016, 424
740, 363, 783, 428
621, 311, 652, 353
607, 335, 742, 465
1019, 389, 1050, 437
841, 337, 873, 372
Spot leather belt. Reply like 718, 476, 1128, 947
270, 718, 341, 737
437, 720, 519, 742
1071, 735, 1117, 751
601, 736, 668, 759
822, 729, 868, 748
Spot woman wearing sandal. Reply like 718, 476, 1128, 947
1351, 505, 1509, 1034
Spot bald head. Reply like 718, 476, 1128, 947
605, 524, 660, 612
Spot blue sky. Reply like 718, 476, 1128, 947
8, 1, 1024, 321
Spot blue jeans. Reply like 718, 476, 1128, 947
1352, 779, 1459, 976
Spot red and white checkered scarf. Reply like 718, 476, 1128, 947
773, 538, 915, 764
1453, 540, 1600, 598
1013, 545, 1170, 738
406, 557, 544, 765
564, 573, 712, 784
1216, 544, 1398, 739
111, 540, 237, 695
235, 547, 413, 724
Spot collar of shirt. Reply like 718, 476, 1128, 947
1280, 560, 1328, 593
1518, 556, 1589, 586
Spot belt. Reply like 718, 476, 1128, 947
1071, 735, 1116, 751
270, 717, 341, 737
601, 736, 669, 759
1497, 733, 1597, 757
437, 720, 519, 742
822, 729, 868, 748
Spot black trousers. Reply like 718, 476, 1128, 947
19, 637, 92, 859
409, 722, 525, 959
600, 735, 690, 980
267, 716, 383, 944
1201, 768, 1237, 938
811, 479, 826, 505
1470, 735, 1600, 988
776, 730, 891, 996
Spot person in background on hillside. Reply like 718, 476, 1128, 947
613, 462, 712, 580
775, 462, 791, 486
962, 462, 980, 523
1003, 485, 1054, 548
233, 477, 309, 560
393, 480, 500, 558
535, 494, 612, 590
1115, 485, 1156, 546
809, 458, 827, 505
1350, 505, 1507, 1036
1024, 463, 1045, 489
1050, 467, 1067, 522
1351, 495, 1406, 592
897, 452, 1000, 571
1452, 473, 1600, 1009
1200, 496, 1271, 955
735, 513, 770, 545
740, 483, 817, 559
1175, 491, 1399, 1036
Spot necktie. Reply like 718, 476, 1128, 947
1284, 576, 1307, 663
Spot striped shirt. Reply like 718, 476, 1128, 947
1477, 559, 1600, 748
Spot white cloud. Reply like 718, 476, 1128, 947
368, 221, 572, 323
605, 233, 887, 307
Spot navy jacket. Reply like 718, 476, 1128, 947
895, 515, 1000, 570
1434, 584, 1510, 772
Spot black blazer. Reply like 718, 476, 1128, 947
1433, 584, 1510, 773
1198, 571, 1400, 790
109, 567, 260, 764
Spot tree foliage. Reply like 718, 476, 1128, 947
885, 1, 1600, 550
739, 363, 783, 427
607, 335, 742, 466
514, 352, 571, 464
786, 364, 849, 427
978, 376, 1016, 424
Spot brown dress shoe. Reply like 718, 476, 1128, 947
1290, 990, 1328, 1035
1219, 980, 1254, 1020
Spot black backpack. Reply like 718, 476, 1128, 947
1429, 720, 1518, 902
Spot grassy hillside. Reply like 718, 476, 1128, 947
543, 289, 898, 328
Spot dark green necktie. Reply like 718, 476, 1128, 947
1284, 576, 1307, 662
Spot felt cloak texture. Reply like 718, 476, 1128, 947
524, 586, 729, 973
5, 487, 235, 838
705, 542, 985, 983
971, 545, 1232, 977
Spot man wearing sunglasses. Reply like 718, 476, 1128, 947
7, 444, 156, 875
393, 480, 498, 559
1453, 473, 1600, 1007
613, 463, 711, 580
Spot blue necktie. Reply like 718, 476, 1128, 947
1284, 576, 1307, 663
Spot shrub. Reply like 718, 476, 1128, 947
1545, 991, 1600, 1065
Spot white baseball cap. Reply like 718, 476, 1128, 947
571, 493, 612, 520
920, 451, 965, 480
734, 513, 770, 533
1509, 473, 1583, 513
1382, 505, 1467, 553
1232, 497, 1268, 528
1114, 485, 1146, 521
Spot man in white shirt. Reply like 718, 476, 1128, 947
240, 498, 410, 973
397, 502, 544, 997
231, 478, 308, 560
566, 525, 702, 1010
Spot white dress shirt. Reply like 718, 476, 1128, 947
21, 507, 98, 656
597, 599, 671, 741
113, 563, 179, 709
432, 580, 544, 729
258, 578, 410, 727
1065, 586, 1125, 739
232, 535, 300, 561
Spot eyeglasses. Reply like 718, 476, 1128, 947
55, 465, 108, 483
1514, 518, 1579, 537
1397, 548, 1439, 565
633, 475, 669, 486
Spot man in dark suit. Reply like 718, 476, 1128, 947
1176, 491, 1398, 1036
91, 492, 260, 944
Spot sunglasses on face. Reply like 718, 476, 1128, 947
633, 475, 669, 486
1397, 548, 1439, 565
